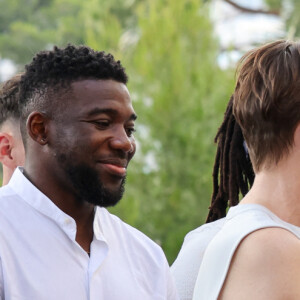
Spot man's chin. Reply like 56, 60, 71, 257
83, 181, 125, 208
95, 197, 122, 208
60, 159, 127, 207
85, 193, 123, 207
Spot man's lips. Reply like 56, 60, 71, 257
98, 160, 127, 177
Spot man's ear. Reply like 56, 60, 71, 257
26, 112, 49, 145
0, 133, 15, 168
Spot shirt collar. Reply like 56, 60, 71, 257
8, 167, 106, 242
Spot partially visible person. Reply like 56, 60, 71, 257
0, 74, 25, 185
171, 96, 254, 300
193, 40, 300, 300
0, 45, 178, 299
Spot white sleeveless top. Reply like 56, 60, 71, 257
171, 218, 225, 300
192, 204, 300, 300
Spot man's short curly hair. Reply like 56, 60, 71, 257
0, 73, 22, 127
18, 44, 128, 141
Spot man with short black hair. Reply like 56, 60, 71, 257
0, 74, 24, 185
0, 45, 178, 299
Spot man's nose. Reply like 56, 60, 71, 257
109, 129, 133, 153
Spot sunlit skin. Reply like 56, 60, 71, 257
23, 79, 137, 253
219, 123, 300, 299
0, 119, 25, 185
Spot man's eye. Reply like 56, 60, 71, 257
126, 128, 136, 137
93, 120, 110, 128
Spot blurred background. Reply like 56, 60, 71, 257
0, 0, 298, 263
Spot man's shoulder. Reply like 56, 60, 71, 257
0, 184, 15, 196
0, 185, 20, 208
0, 185, 25, 235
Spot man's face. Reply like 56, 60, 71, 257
49, 79, 136, 207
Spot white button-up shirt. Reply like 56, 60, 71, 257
0, 168, 178, 300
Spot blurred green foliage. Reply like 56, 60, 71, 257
0, 0, 294, 263
117, 0, 234, 263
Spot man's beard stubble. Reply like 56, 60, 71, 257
57, 153, 126, 207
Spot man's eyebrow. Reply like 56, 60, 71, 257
86, 108, 137, 121
86, 108, 117, 117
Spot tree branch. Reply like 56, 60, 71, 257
223, 0, 280, 16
